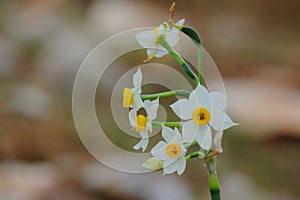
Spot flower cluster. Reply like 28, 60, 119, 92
123, 18, 237, 176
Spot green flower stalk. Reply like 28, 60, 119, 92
185, 151, 205, 161
152, 121, 183, 128
156, 35, 199, 83
204, 156, 221, 200
141, 89, 190, 100
171, 22, 203, 85
182, 27, 203, 85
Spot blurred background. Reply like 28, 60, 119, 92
0, 0, 300, 200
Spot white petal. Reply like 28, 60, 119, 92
209, 111, 226, 131
158, 22, 169, 30
136, 31, 156, 48
133, 68, 142, 88
133, 138, 148, 152
128, 109, 137, 128
146, 48, 156, 57
211, 91, 226, 112
195, 124, 212, 150
189, 85, 212, 112
164, 157, 177, 166
154, 49, 169, 58
180, 144, 187, 156
163, 159, 178, 175
144, 100, 151, 111
223, 113, 239, 130
133, 94, 144, 109
146, 47, 168, 57
165, 31, 179, 46
151, 141, 166, 152
132, 85, 141, 95
146, 120, 152, 133
170, 99, 193, 120
147, 48, 158, 57
151, 141, 168, 160
162, 126, 176, 143
133, 130, 149, 152
170, 128, 183, 145
213, 131, 223, 153
182, 120, 198, 143
174, 18, 185, 32
144, 98, 159, 120
157, 26, 168, 35
176, 156, 187, 175
163, 164, 177, 175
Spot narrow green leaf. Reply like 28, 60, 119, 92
181, 26, 201, 45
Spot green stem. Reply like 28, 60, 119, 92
151, 121, 182, 128
141, 90, 190, 100
180, 26, 203, 85
157, 35, 199, 83
185, 151, 205, 161
204, 156, 221, 200
184, 140, 198, 148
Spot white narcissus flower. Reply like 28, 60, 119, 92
136, 19, 185, 60
129, 98, 159, 152
170, 85, 238, 150
123, 68, 144, 109
151, 126, 187, 175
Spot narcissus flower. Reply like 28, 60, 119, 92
151, 126, 187, 175
123, 68, 144, 109
170, 85, 238, 150
136, 19, 185, 61
129, 98, 159, 152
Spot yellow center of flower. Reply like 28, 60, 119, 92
192, 107, 211, 126
153, 27, 159, 36
123, 88, 134, 108
135, 114, 147, 133
165, 143, 181, 158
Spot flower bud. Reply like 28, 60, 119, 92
142, 158, 163, 171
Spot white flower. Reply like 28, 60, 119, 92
136, 19, 185, 60
123, 68, 144, 109
170, 85, 238, 150
151, 126, 187, 175
129, 98, 159, 152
